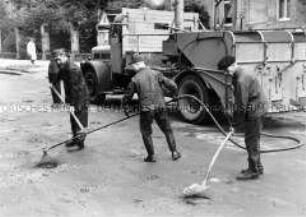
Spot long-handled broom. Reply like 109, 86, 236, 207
36, 113, 139, 168
183, 129, 234, 198
38, 84, 141, 167
50, 84, 85, 130
36, 84, 86, 168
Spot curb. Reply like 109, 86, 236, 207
0, 69, 22, 76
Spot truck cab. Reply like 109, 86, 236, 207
81, 7, 199, 104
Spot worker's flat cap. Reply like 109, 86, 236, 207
217, 55, 236, 70
52, 48, 67, 58
130, 53, 144, 65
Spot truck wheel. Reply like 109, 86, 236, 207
84, 69, 105, 105
177, 75, 210, 124
84, 69, 98, 98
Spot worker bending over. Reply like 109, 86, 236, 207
52, 49, 90, 151
218, 55, 267, 180
123, 53, 181, 162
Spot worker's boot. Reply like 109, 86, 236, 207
66, 132, 85, 151
172, 151, 181, 161
142, 135, 156, 162
77, 141, 85, 150
65, 140, 77, 148
236, 170, 260, 180
241, 159, 263, 175
241, 167, 263, 175
237, 159, 262, 180
76, 131, 86, 150
144, 155, 156, 162
165, 132, 181, 161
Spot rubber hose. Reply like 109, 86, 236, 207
175, 94, 304, 153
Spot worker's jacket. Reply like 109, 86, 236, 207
58, 60, 89, 108
232, 67, 268, 127
123, 67, 177, 112
48, 59, 60, 84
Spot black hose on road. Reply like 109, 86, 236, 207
43, 94, 304, 154
175, 94, 305, 153
43, 113, 140, 153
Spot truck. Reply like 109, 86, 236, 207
80, 6, 306, 124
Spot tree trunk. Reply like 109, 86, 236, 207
14, 27, 20, 59
70, 23, 79, 60
41, 24, 50, 60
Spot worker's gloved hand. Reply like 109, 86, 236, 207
69, 106, 75, 113
224, 108, 233, 120
229, 126, 235, 135
123, 107, 131, 117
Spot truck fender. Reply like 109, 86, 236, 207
174, 69, 231, 109
80, 60, 112, 99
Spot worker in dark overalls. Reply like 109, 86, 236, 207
48, 57, 62, 104
123, 53, 181, 162
52, 49, 90, 150
218, 55, 267, 180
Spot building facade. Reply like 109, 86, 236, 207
202, 0, 305, 31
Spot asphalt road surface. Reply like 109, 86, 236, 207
0, 60, 305, 217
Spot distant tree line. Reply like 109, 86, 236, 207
0, 0, 210, 59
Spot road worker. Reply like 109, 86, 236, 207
52, 48, 90, 150
218, 55, 267, 180
123, 53, 181, 162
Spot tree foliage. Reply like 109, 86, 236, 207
1, 0, 211, 54
106, 0, 143, 10
0, 1, 9, 28
0, 0, 16, 30
1, 0, 210, 35
185, 0, 210, 29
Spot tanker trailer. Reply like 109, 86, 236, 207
163, 30, 306, 123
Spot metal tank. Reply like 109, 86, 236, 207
163, 30, 306, 122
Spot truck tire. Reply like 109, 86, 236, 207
84, 68, 98, 99
177, 75, 210, 124
83, 68, 105, 104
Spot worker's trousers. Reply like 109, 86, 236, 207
70, 104, 89, 145
140, 110, 177, 156
245, 118, 263, 173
